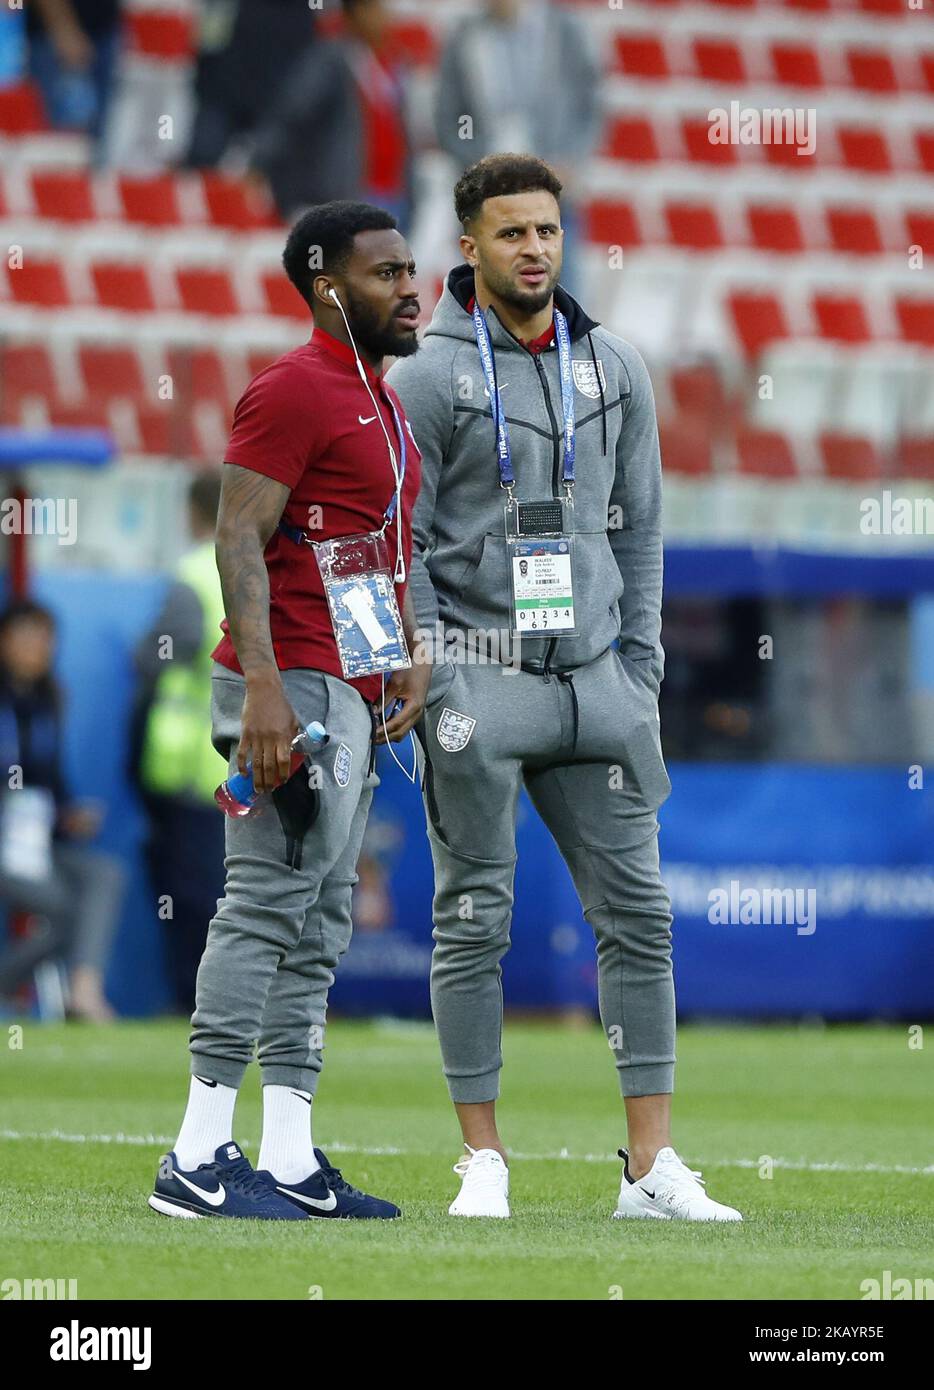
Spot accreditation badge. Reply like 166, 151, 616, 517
504, 498, 577, 637
313, 531, 411, 681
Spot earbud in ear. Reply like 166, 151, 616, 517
328, 287, 340, 304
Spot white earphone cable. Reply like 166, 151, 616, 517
329, 288, 406, 582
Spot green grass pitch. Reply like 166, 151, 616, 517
1, 1019, 931, 1301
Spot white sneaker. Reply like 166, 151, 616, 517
613, 1146, 743, 1222
448, 1146, 510, 1218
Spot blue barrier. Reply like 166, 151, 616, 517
15, 571, 934, 1020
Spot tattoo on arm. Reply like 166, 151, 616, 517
215, 464, 291, 680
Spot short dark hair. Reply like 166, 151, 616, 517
282, 201, 398, 309
0, 598, 55, 632
454, 154, 562, 228
189, 471, 221, 527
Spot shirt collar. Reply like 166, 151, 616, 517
311, 326, 384, 384
466, 295, 555, 354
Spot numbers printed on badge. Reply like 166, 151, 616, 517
510, 539, 576, 634
523, 606, 574, 632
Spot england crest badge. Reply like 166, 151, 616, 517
436, 707, 476, 753
334, 742, 353, 786
572, 359, 606, 400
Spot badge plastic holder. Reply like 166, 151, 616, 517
313, 530, 411, 681
504, 497, 577, 638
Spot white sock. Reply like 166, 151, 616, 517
174, 1074, 238, 1171
257, 1085, 320, 1184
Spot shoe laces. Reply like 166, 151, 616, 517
220, 1155, 274, 1200
654, 1150, 708, 1216
452, 1145, 504, 1183
316, 1155, 365, 1201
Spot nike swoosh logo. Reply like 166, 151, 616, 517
358, 414, 377, 425
277, 1185, 338, 1212
174, 1171, 226, 1207
640, 1188, 656, 1200
483, 384, 508, 397
290, 1091, 312, 1105
194, 1075, 217, 1088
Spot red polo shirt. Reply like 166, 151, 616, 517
212, 328, 421, 705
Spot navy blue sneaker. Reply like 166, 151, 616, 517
149, 1142, 309, 1220
258, 1148, 401, 1219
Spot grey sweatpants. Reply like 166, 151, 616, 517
418, 646, 675, 1103
189, 664, 377, 1094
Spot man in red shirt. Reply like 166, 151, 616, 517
148, 202, 429, 1223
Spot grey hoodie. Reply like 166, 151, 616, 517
387, 266, 664, 689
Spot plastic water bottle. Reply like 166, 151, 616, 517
215, 722, 329, 818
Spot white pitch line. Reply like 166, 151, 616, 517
1, 1129, 932, 1175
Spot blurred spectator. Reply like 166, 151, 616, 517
0, 599, 124, 1021
26, 0, 122, 157
184, 0, 317, 171
131, 473, 226, 1014
434, 0, 599, 295
246, 0, 413, 225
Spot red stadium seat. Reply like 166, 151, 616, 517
90, 261, 156, 312
846, 48, 899, 95
905, 209, 934, 250
895, 437, 934, 478
747, 204, 806, 253
659, 416, 714, 475
166, 347, 232, 408
259, 271, 309, 320
838, 127, 892, 174
201, 172, 279, 231
895, 296, 934, 346
48, 401, 110, 430
79, 343, 146, 402
665, 201, 724, 249
118, 174, 182, 226
826, 207, 883, 256
584, 199, 642, 248
920, 54, 934, 97
605, 115, 659, 163
8, 257, 70, 308
136, 404, 200, 458
682, 117, 738, 166
693, 38, 746, 84
0, 342, 57, 406
819, 432, 883, 480
175, 266, 239, 317
736, 427, 798, 478
0, 83, 46, 134
728, 291, 790, 356
769, 42, 823, 89
30, 170, 95, 221
812, 292, 871, 343
669, 361, 728, 422
615, 35, 669, 79
916, 131, 934, 174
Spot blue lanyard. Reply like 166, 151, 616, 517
471, 299, 575, 495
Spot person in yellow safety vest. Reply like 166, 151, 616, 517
132, 473, 226, 1012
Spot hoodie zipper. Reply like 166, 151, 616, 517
532, 352, 561, 678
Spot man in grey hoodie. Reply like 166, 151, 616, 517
388, 155, 741, 1224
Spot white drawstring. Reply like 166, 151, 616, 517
330, 293, 406, 583
379, 672, 418, 784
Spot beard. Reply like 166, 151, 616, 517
343, 289, 420, 360
481, 260, 561, 316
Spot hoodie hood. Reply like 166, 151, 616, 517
425, 264, 600, 347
